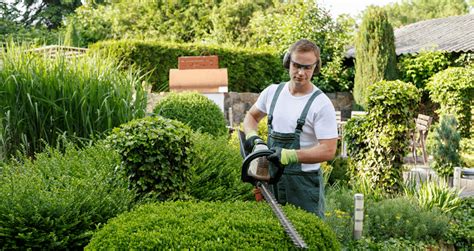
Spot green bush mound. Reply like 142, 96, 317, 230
105, 116, 193, 200
153, 92, 228, 137
86, 201, 340, 250
189, 132, 253, 201
0, 143, 136, 249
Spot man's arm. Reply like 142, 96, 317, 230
295, 138, 337, 164
243, 105, 266, 136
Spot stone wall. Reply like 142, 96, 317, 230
146, 91, 354, 125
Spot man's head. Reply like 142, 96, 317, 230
283, 39, 321, 85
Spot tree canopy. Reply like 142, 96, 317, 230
382, 0, 470, 28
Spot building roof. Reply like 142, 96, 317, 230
346, 14, 474, 57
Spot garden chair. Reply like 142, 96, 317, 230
411, 114, 432, 166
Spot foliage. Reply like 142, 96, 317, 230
364, 197, 449, 243
153, 92, 227, 137
204, 0, 273, 45
5, 0, 83, 30
105, 116, 193, 201
430, 115, 462, 177
0, 44, 146, 159
398, 50, 451, 90
326, 156, 350, 185
412, 181, 462, 214
85, 201, 340, 250
63, 20, 81, 47
345, 80, 420, 193
188, 132, 253, 202
74, 1, 353, 92
353, 6, 398, 109
88, 39, 285, 92
348, 237, 431, 250
247, 0, 354, 92
0, 142, 136, 249
426, 67, 474, 138
382, 0, 469, 28
324, 185, 355, 244
460, 137, 474, 167
444, 197, 474, 250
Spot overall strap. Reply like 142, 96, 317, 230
295, 89, 323, 133
268, 82, 286, 130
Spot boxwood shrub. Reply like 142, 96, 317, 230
86, 201, 340, 250
189, 132, 253, 201
105, 116, 193, 200
153, 92, 228, 137
0, 143, 136, 249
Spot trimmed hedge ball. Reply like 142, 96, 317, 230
86, 201, 340, 250
153, 92, 228, 137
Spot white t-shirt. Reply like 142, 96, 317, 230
255, 82, 338, 171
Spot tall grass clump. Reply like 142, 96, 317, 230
0, 43, 146, 159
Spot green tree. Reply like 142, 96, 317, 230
9, 0, 82, 29
430, 115, 462, 178
353, 6, 398, 110
247, 0, 354, 92
382, 0, 469, 28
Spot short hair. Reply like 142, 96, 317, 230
289, 39, 322, 74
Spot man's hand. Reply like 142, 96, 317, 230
267, 147, 298, 166
244, 131, 263, 154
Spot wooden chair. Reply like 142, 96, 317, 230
411, 114, 432, 165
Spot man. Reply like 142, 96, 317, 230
243, 39, 338, 217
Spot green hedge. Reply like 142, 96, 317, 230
0, 143, 136, 249
426, 67, 473, 138
88, 39, 286, 92
86, 201, 340, 250
344, 80, 420, 193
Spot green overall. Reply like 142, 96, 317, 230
268, 83, 325, 218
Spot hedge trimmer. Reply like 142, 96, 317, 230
238, 130, 307, 249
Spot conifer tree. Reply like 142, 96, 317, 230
353, 6, 397, 110
64, 21, 81, 47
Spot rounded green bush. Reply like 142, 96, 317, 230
105, 116, 193, 200
153, 92, 228, 137
86, 201, 340, 250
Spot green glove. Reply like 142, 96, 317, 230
244, 130, 263, 154
267, 147, 298, 166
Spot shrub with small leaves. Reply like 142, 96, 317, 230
0, 143, 136, 249
189, 132, 253, 201
105, 116, 193, 200
153, 92, 228, 137
86, 201, 340, 250
445, 197, 474, 249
